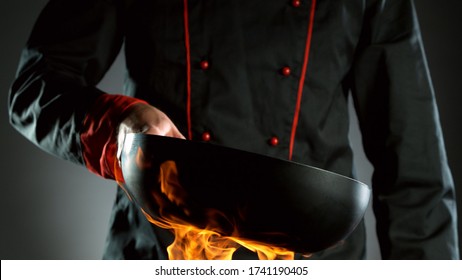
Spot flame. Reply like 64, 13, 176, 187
119, 147, 299, 260
143, 211, 239, 260
232, 238, 295, 260
142, 207, 295, 260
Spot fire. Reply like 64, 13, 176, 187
143, 210, 295, 260
121, 148, 298, 260
143, 211, 239, 260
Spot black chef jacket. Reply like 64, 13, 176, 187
8, 0, 459, 259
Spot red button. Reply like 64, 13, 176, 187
292, 0, 301, 8
269, 136, 279, 146
281, 66, 291, 76
202, 131, 211, 142
200, 60, 209, 70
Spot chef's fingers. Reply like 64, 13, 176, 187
143, 120, 185, 140
168, 124, 186, 140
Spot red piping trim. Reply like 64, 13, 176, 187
183, 0, 192, 140
289, 0, 317, 160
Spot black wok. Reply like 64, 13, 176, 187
119, 133, 370, 254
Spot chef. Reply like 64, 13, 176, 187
8, 0, 459, 259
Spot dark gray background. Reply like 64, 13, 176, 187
1, 0, 461, 259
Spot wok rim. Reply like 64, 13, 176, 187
122, 133, 370, 190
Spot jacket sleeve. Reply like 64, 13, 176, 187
347, 0, 459, 259
8, 0, 143, 179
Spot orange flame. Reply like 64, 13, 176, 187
149, 160, 295, 260
119, 149, 298, 260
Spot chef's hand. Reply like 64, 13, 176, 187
118, 103, 185, 137
117, 103, 185, 158
115, 103, 187, 219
